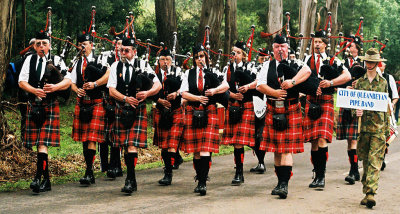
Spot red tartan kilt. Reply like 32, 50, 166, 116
153, 107, 184, 150
24, 100, 60, 147
222, 102, 256, 146
112, 103, 148, 148
303, 95, 334, 143
260, 102, 304, 153
182, 105, 220, 153
72, 98, 106, 143
217, 106, 225, 129
336, 107, 358, 141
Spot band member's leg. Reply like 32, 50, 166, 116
80, 141, 96, 185
122, 146, 138, 194
159, 148, 175, 185
30, 146, 49, 193
345, 139, 360, 184
232, 145, 244, 185
309, 138, 328, 188
271, 153, 292, 199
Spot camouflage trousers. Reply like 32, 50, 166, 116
357, 132, 386, 195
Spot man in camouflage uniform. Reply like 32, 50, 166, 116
354, 48, 390, 208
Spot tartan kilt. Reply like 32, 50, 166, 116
217, 105, 226, 130
112, 103, 148, 148
182, 104, 220, 154
24, 100, 60, 147
153, 107, 184, 150
222, 102, 256, 146
260, 102, 304, 153
336, 107, 358, 141
303, 95, 334, 143
72, 98, 106, 143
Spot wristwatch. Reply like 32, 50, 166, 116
291, 79, 296, 86
330, 80, 334, 87
123, 96, 127, 103
93, 82, 98, 88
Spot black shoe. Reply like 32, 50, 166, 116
30, 178, 41, 193
107, 168, 117, 179
198, 184, 207, 196
250, 163, 266, 174
381, 161, 386, 171
158, 172, 172, 186
39, 179, 51, 192
194, 184, 200, 193
309, 176, 325, 188
172, 156, 183, 170
275, 181, 288, 199
115, 167, 123, 177
79, 170, 95, 186
121, 179, 137, 194
231, 170, 244, 186
345, 169, 360, 184
271, 182, 280, 195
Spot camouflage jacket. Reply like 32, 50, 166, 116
354, 72, 390, 135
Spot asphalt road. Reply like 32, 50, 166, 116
1, 136, 400, 214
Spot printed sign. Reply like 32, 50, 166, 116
336, 88, 388, 112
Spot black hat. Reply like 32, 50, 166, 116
192, 44, 205, 55
234, 41, 247, 51
77, 32, 92, 43
160, 49, 172, 57
122, 37, 137, 47
314, 30, 327, 38
273, 34, 287, 44
350, 35, 362, 46
35, 30, 50, 40
259, 48, 269, 55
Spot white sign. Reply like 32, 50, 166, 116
336, 88, 388, 112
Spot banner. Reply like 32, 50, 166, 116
336, 88, 388, 112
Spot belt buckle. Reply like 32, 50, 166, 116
275, 100, 284, 108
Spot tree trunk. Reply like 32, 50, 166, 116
299, 0, 318, 59
223, 0, 237, 65
197, 0, 224, 63
326, 0, 339, 55
265, 0, 283, 51
155, 0, 178, 50
0, 0, 16, 140
21, 0, 26, 49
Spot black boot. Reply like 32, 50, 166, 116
345, 149, 360, 184
39, 179, 51, 192
99, 142, 109, 172
231, 148, 244, 185
122, 152, 138, 194
31, 153, 46, 193
193, 158, 200, 193
80, 149, 96, 186
309, 150, 319, 188
159, 151, 173, 185
271, 166, 281, 195
172, 150, 183, 170
197, 156, 210, 196
106, 148, 117, 179
250, 148, 266, 174
310, 147, 327, 188
275, 166, 291, 199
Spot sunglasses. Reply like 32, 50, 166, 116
35, 41, 48, 47
194, 54, 206, 59
121, 48, 132, 53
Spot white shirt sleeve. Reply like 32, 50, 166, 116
179, 70, 189, 93
18, 55, 32, 83
389, 74, 399, 99
107, 62, 118, 88
256, 61, 270, 87
70, 60, 78, 84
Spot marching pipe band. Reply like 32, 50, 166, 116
15, 6, 394, 207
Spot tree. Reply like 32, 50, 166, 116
299, 0, 318, 59
326, 0, 339, 55
224, 0, 237, 63
155, 0, 178, 49
0, 0, 16, 140
197, 0, 224, 62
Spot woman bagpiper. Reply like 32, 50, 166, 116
180, 44, 229, 195
153, 49, 184, 185
221, 41, 258, 185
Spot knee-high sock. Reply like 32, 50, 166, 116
35, 152, 47, 179
125, 152, 138, 180
255, 149, 266, 164
318, 147, 328, 177
199, 156, 211, 185
234, 148, 244, 171
99, 142, 109, 171
348, 149, 358, 172
85, 149, 96, 171
280, 166, 293, 182
42, 153, 49, 179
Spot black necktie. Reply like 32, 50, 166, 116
125, 63, 130, 85
37, 58, 43, 81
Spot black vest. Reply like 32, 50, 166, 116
75, 55, 103, 99
306, 55, 334, 94
27, 54, 56, 101
382, 73, 393, 99
227, 63, 256, 103
115, 61, 140, 97
266, 60, 299, 99
155, 67, 182, 110
339, 57, 363, 88
187, 68, 217, 107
